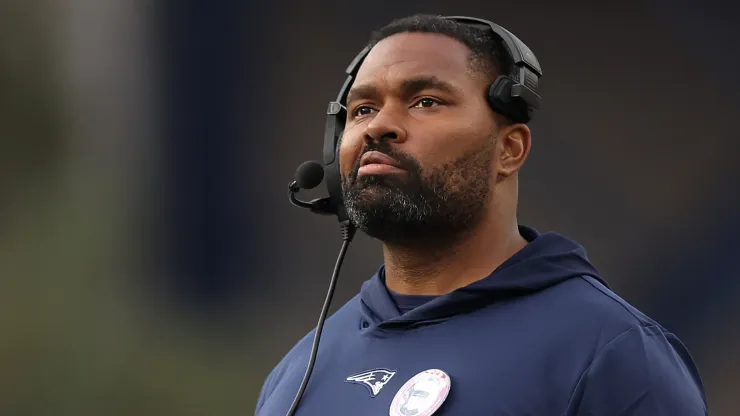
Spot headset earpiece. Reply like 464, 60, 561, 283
488, 75, 532, 124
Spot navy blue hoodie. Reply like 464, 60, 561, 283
256, 226, 707, 415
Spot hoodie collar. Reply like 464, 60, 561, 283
358, 225, 606, 330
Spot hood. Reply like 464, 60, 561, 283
358, 225, 606, 331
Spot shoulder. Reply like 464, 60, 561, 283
553, 275, 668, 338
522, 274, 693, 370
254, 294, 362, 413
556, 277, 707, 414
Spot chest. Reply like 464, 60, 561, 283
257, 323, 585, 416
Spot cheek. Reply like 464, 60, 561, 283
412, 124, 482, 165
338, 131, 363, 176
414, 135, 492, 178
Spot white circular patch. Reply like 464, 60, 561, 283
389, 369, 451, 416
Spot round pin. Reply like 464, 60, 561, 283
389, 369, 451, 416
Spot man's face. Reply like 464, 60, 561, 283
339, 32, 501, 245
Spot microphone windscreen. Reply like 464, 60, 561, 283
295, 161, 325, 190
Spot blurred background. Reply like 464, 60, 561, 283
1, 0, 738, 414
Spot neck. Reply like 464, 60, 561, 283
382, 216, 528, 296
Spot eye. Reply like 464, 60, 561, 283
413, 98, 440, 108
352, 105, 375, 117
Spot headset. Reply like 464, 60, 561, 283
285, 16, 542, 416
312, 15, 543, 223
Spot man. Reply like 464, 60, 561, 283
256, 14, 707, 415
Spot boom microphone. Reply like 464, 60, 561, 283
288, 161, 334, 216
295, 160, 325, 190
285, 160, 356, 416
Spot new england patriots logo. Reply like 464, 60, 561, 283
345, 369, 397, 397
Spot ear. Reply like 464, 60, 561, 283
497, 123, 531, 178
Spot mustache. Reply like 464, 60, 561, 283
348, 142, 420, 181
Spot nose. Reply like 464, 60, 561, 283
363, 110, 407, 145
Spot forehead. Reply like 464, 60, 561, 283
354, 32, 474, 87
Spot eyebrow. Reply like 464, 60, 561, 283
345, 75, 461, 104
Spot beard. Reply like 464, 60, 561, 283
341, 138, 495, 248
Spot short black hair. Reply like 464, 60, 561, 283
367, 14, 512, 85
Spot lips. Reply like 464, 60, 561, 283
360, 151, 402, 169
